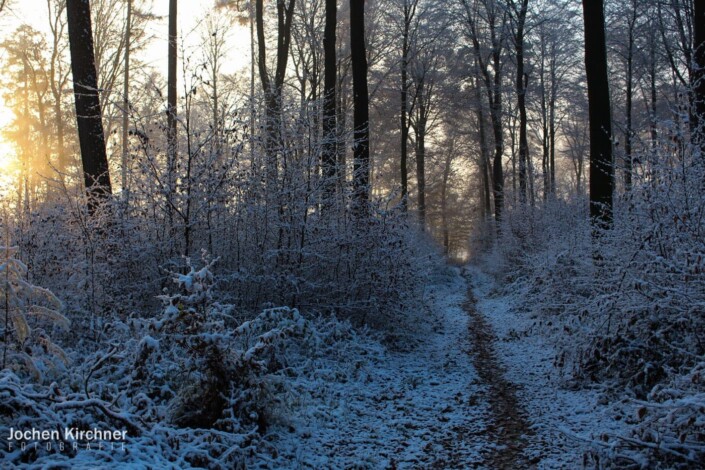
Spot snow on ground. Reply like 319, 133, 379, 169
465, 264, 633, 469
269, 268, 491, 468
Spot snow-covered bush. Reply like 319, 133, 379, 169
124, 253, 307, 434
480, 135, 705, 466
0, 244, 69, 381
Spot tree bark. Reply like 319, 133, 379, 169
66, 0, 112, 211
441, 140, 453, 255
415, 79, 427, 229
167, 0, 177, 186
256, 0, 296, 185
322, 0, 337, 205
694, 0, 705, 157
582, 0, 613, 229
512, 0, 529, 204
400, 1, 416, 210
475, 79, 492, 219
167, 0, 177, 235
624, 0, 637, 191
122, 0, 131, 198
350, 0, 370, 211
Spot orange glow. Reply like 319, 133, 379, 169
0, 102, 19, 196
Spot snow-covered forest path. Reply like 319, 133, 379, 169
275, 271, 493, 467
463, 286, 534, 468
273, 267, 619, 468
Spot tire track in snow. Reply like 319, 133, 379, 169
463, 287, 535, 469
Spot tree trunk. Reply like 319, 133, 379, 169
350, 0, 369, 211
322, 0, 337, 206
513, 0, 529, 204
540, 39, 549, 201
337, 67, 348, 187
624, 0, 636, 192
441, 142, 453, 255
582, 0, 614, 229
549, 48, 557, 195
400, 2, 415, 210
416, 79, 426, 229
256, 0, 296, 186
476, 82, 492, 219
122, 0, 131, 198
167, 0, 177, 233
66, 0, 112, 211
167, 0, 177, 178
694, 0, 705, 157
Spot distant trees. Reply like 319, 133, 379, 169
582, 0, 613, 229
460, 0, 506, 225
5, 0, 703, 259
66, 0, 112, 210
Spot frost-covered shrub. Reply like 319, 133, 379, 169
481, 135, 705, 466
133, 254, 308, 433
0, 245, 69, 380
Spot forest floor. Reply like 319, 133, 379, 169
269, 265, 628, 468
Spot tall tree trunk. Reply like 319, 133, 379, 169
400, 33, 409, 210
441, 141, 453, 255
336, 68, 348, 187
649, 19, 658, 148
694, 0, 705, 157
549, 49, 557, 195
400, 1, 415, 210
48, 0, 68, 179
513, 0, 529, 204
322, 0, 337, 205
350, 0, 370, 211
476, 82, 492, 219
167, 0, 177, 176
255, 0, 296, 185
122, 0, 131, 198
624, 0, 636, 192
540, 39, 549, 201
66, 0, 112, 211
582, 0, 614, 229
491, 57, 504, 224
167, 0, 177, 232
416, 79, 426, 229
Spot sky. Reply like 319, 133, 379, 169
0, 0, 251, 166
0, 0, 251, 73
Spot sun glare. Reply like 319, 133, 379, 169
0, 103, 18, 197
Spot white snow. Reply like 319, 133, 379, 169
465, 264, 634, 468
268, 267, 490, 468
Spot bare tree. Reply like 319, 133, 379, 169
508, 0, 529, 203
694, 0, 705, 156
399, 0, 420, 210
122, 0, 132, 197
167, 0, 177, 208
322, 0, 338, 205
460, 0, 507, 224
66, 0, 112, 210
582, 0, 613, 229
350, 0, 369, 210
255, 0, 296, 182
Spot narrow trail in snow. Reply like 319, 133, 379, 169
463, 286, 535, 469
